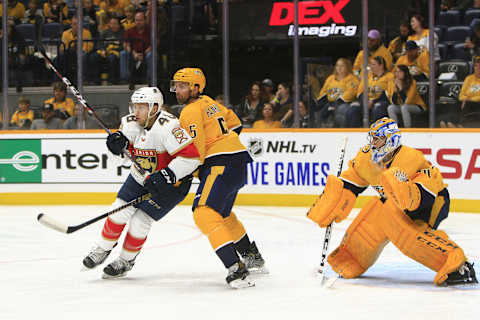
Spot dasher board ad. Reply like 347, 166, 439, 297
1, 131, 480, 201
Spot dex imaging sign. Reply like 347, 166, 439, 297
268, 0, 357, 38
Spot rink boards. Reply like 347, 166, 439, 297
1, 129, 480, 212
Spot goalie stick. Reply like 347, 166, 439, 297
317, 136, 348, 287
37, 193, 152, 234
35, 43, 145, 175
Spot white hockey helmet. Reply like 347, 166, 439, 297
129, 86, 164, 117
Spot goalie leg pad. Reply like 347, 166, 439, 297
328, 198, 389, 278
307, 175, 356, 227
380, 199, 466, 284
224, 212, 247, 243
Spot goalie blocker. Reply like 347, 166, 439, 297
307, 117, 478, 286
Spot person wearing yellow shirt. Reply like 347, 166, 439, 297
347, 56, 393, 127
353, 29, 393, 76
388, 21, 410, 62
386, 65, 426, 128
61, 15, 94, 53
10, 96, 34, 129
408, 14, 440, 61
44, 82, 75, 118
99, 0, 127, 16
252, 103, 282, 129
459, 56, 480, 126
316, 58, 359, 127
44, 0, 69, 25
394, 41, 429, 82
0, 0, 26, 23
121, 4, 136, 31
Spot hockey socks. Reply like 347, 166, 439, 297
99, 217, 126, 250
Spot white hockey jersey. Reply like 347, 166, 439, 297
115, 110, 200, 185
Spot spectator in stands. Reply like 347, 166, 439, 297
121, 4, 136, 31
272, 82, 293, 126
44, 81, 75, 118
346, 56, 393, 127
0, 19, 29, 92
100, 0, 128, 16
31, 103, 63, 129
395, 40, 429, 81
408, 14, 440, 61
124, 11, 151, 89
252, 103, 282, 129
23, 0, 44, 24
464, 24, 480, 60
388, 21, 411, 61
235, 81, 264, 128
316, 58, 359, 128
82, 0, 99, 38
304, 65, 324, 105
93, 15, 124, 84
0, 0, 25, 24
353, 29, 393, 77
261, 78, 276, 104
387, 65, 426, 128
298, 100, 314, 128
458, 56, 480, 126
10, 96, 34, 129
44, 0, 69, 25
63, 104, 101, 129
58, 14, 94, 82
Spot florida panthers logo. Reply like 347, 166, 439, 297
134, 149, 157, 174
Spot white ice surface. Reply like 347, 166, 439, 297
0, 205, 478, 320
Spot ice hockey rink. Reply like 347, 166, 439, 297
0, 205, 478, 320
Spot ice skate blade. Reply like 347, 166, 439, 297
228, 278, 255, 289
102, 272, 128, 279
248, 266, 269, 275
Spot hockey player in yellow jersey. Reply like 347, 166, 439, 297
307, 118, 477, 286
171, 67, 266, 289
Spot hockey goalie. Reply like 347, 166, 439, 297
307, 117, 477, 286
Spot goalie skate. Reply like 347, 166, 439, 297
241, 241, 269, 274
102, 257, 135, 279
444, 261, 478, 286
226, 261, 255, 289
82, 245, 113, 269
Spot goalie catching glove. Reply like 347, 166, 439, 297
381, 167, 421, 212
307, 175, 356, 227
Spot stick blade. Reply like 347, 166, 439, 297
37, 213, 68, 233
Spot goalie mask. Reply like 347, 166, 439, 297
129, 87, 164, 128
368, 117, 401, 164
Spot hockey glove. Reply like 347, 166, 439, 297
144, 167, 177, 199
381, 167, 421, 212
106, 131, 129, 155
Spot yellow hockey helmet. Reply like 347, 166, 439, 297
170, 68, 206, 93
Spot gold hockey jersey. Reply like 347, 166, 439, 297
179, 95, 246, 163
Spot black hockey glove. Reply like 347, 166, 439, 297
106, 131, 129, 155
144, 167, 177, 198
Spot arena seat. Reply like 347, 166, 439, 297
438, 60, 470, 81
439, 10, 462, 26
465, 9, 480, 27
15, 24, 36, 42
446, 26, 471, 43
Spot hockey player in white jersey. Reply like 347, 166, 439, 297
82, 87, 200, 278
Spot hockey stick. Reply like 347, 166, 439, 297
317, 136, 348, 286
35, 43, 145, 175
37, 193, 151, 234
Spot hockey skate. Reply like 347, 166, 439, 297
82, 245, 113, 269
444, 261, 478, 286
226, 261, 255, 289
102, 257, 135, 279
241, 241, 268, 274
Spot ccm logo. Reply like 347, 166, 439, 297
417, 148, 480, 180
269, 0, 350, 26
